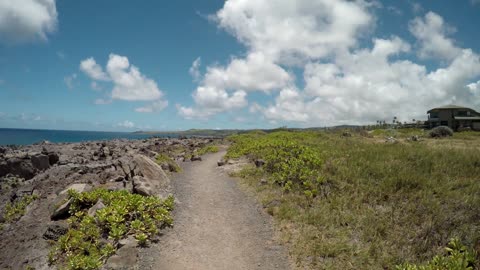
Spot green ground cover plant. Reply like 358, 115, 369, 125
227, 130, 480, 269
48, 188, 174, 270
2, 194, 38, 223
195, 145, 219, 155
155, 153, 181, 172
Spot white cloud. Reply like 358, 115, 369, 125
135, 100, 168, 113
80, 57, 109, 81
189, 57, 201, 81
215, 0, 373, 63
204, 52, 293, 92
80, 54, 168, 107
117, 120, 135, 129
64, 73, 77, 89
181, 2, 480, 126
409, 11, 461, 60
177, 88, 247, 119
0, 0, 57, 44
107, 54, 164, 101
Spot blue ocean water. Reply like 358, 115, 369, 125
0, 128, 167, 145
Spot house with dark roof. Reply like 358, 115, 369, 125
427, 105, 480, 130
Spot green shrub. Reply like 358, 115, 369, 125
3, 194, 38, 223
196, 145, 219, 155
155, 153, 181, 172
429, 126, 454, 138
226, 130, 480, 269
396, 238, 477, 270
48, 188, 174, 270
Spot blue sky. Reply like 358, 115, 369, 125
1, 0, 480, 131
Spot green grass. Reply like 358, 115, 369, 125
48, 188, 174, 270
195, 145, 219, 155
2, 194, 38, 223
155, 153, 181, 172
226, 130, 480, 269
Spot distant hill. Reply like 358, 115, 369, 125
133, 125, 364, 138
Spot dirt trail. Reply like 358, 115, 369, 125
139, 150, 291, 270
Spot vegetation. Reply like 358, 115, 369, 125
195, 145, 219, 156
2, 194, 38, 223
155, 153, 181, 172
48, 188, 174, 270
226, 130, 480, 269
429, 126, 454, 138
397, 238, 477, 270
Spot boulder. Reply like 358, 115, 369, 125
48, 153, 59, 165
43, 222, 69, 241
31, 154, 50, 171
190, 155, 202, 161
104, 236, 138, 269
0, 147, 6, 154
4, 158, 35, 179
51, 199, 72, 220
217, 160, 226, 166
131, 155, 170, 197
87, 199, 105, 217
59, 183, 91, 195
132, 176, 153, 196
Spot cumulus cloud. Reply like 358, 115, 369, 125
117, 120, 135, 129
90, 81, 102, 91
106, 54, 163, 101
409, 11, 461, 60
189, 57, 201, 81
0, 0, 57, 44
179, 1, 480, 126
215, 0, 372, 63
80, 54, 168, 109
80, 58, 109, 81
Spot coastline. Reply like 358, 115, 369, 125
0, 136, 221, 269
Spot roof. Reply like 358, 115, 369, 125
428, 104, 478, 113
454, 116, 480, 120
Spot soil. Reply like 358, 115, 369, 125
139, 150, 291, 270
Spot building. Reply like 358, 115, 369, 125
427, 105, 480, 130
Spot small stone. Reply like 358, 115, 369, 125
217, 160, 226, 166
260, 178, 268, 185
87, 199, 105, 217
190, 155, 202, 161
255, 159, 265, 168
43, 222, 68, 240
51, 198, 72, 220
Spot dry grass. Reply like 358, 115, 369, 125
228, 130, 480, 269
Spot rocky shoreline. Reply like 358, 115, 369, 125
0, 137, 221, 270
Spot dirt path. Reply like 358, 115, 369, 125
139, 150, 291, 270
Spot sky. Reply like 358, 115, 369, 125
1, 0, 480, 131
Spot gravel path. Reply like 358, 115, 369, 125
139, 150, 291, 270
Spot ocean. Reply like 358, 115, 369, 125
0, 128, 168, 146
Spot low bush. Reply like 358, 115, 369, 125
429, 126, 454, 138
48, 188, 174, 270
396, 238, 477, 270
155, 153, 181, 172
196, 145, 219, 155
227, 130, 480, 269
2, 194, 38, 223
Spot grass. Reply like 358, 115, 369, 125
48, 188, 174, 270
195, 145, 219, 155
226, 130, 480, 269
2, 194, 38, 223
155, 153, 181, 172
